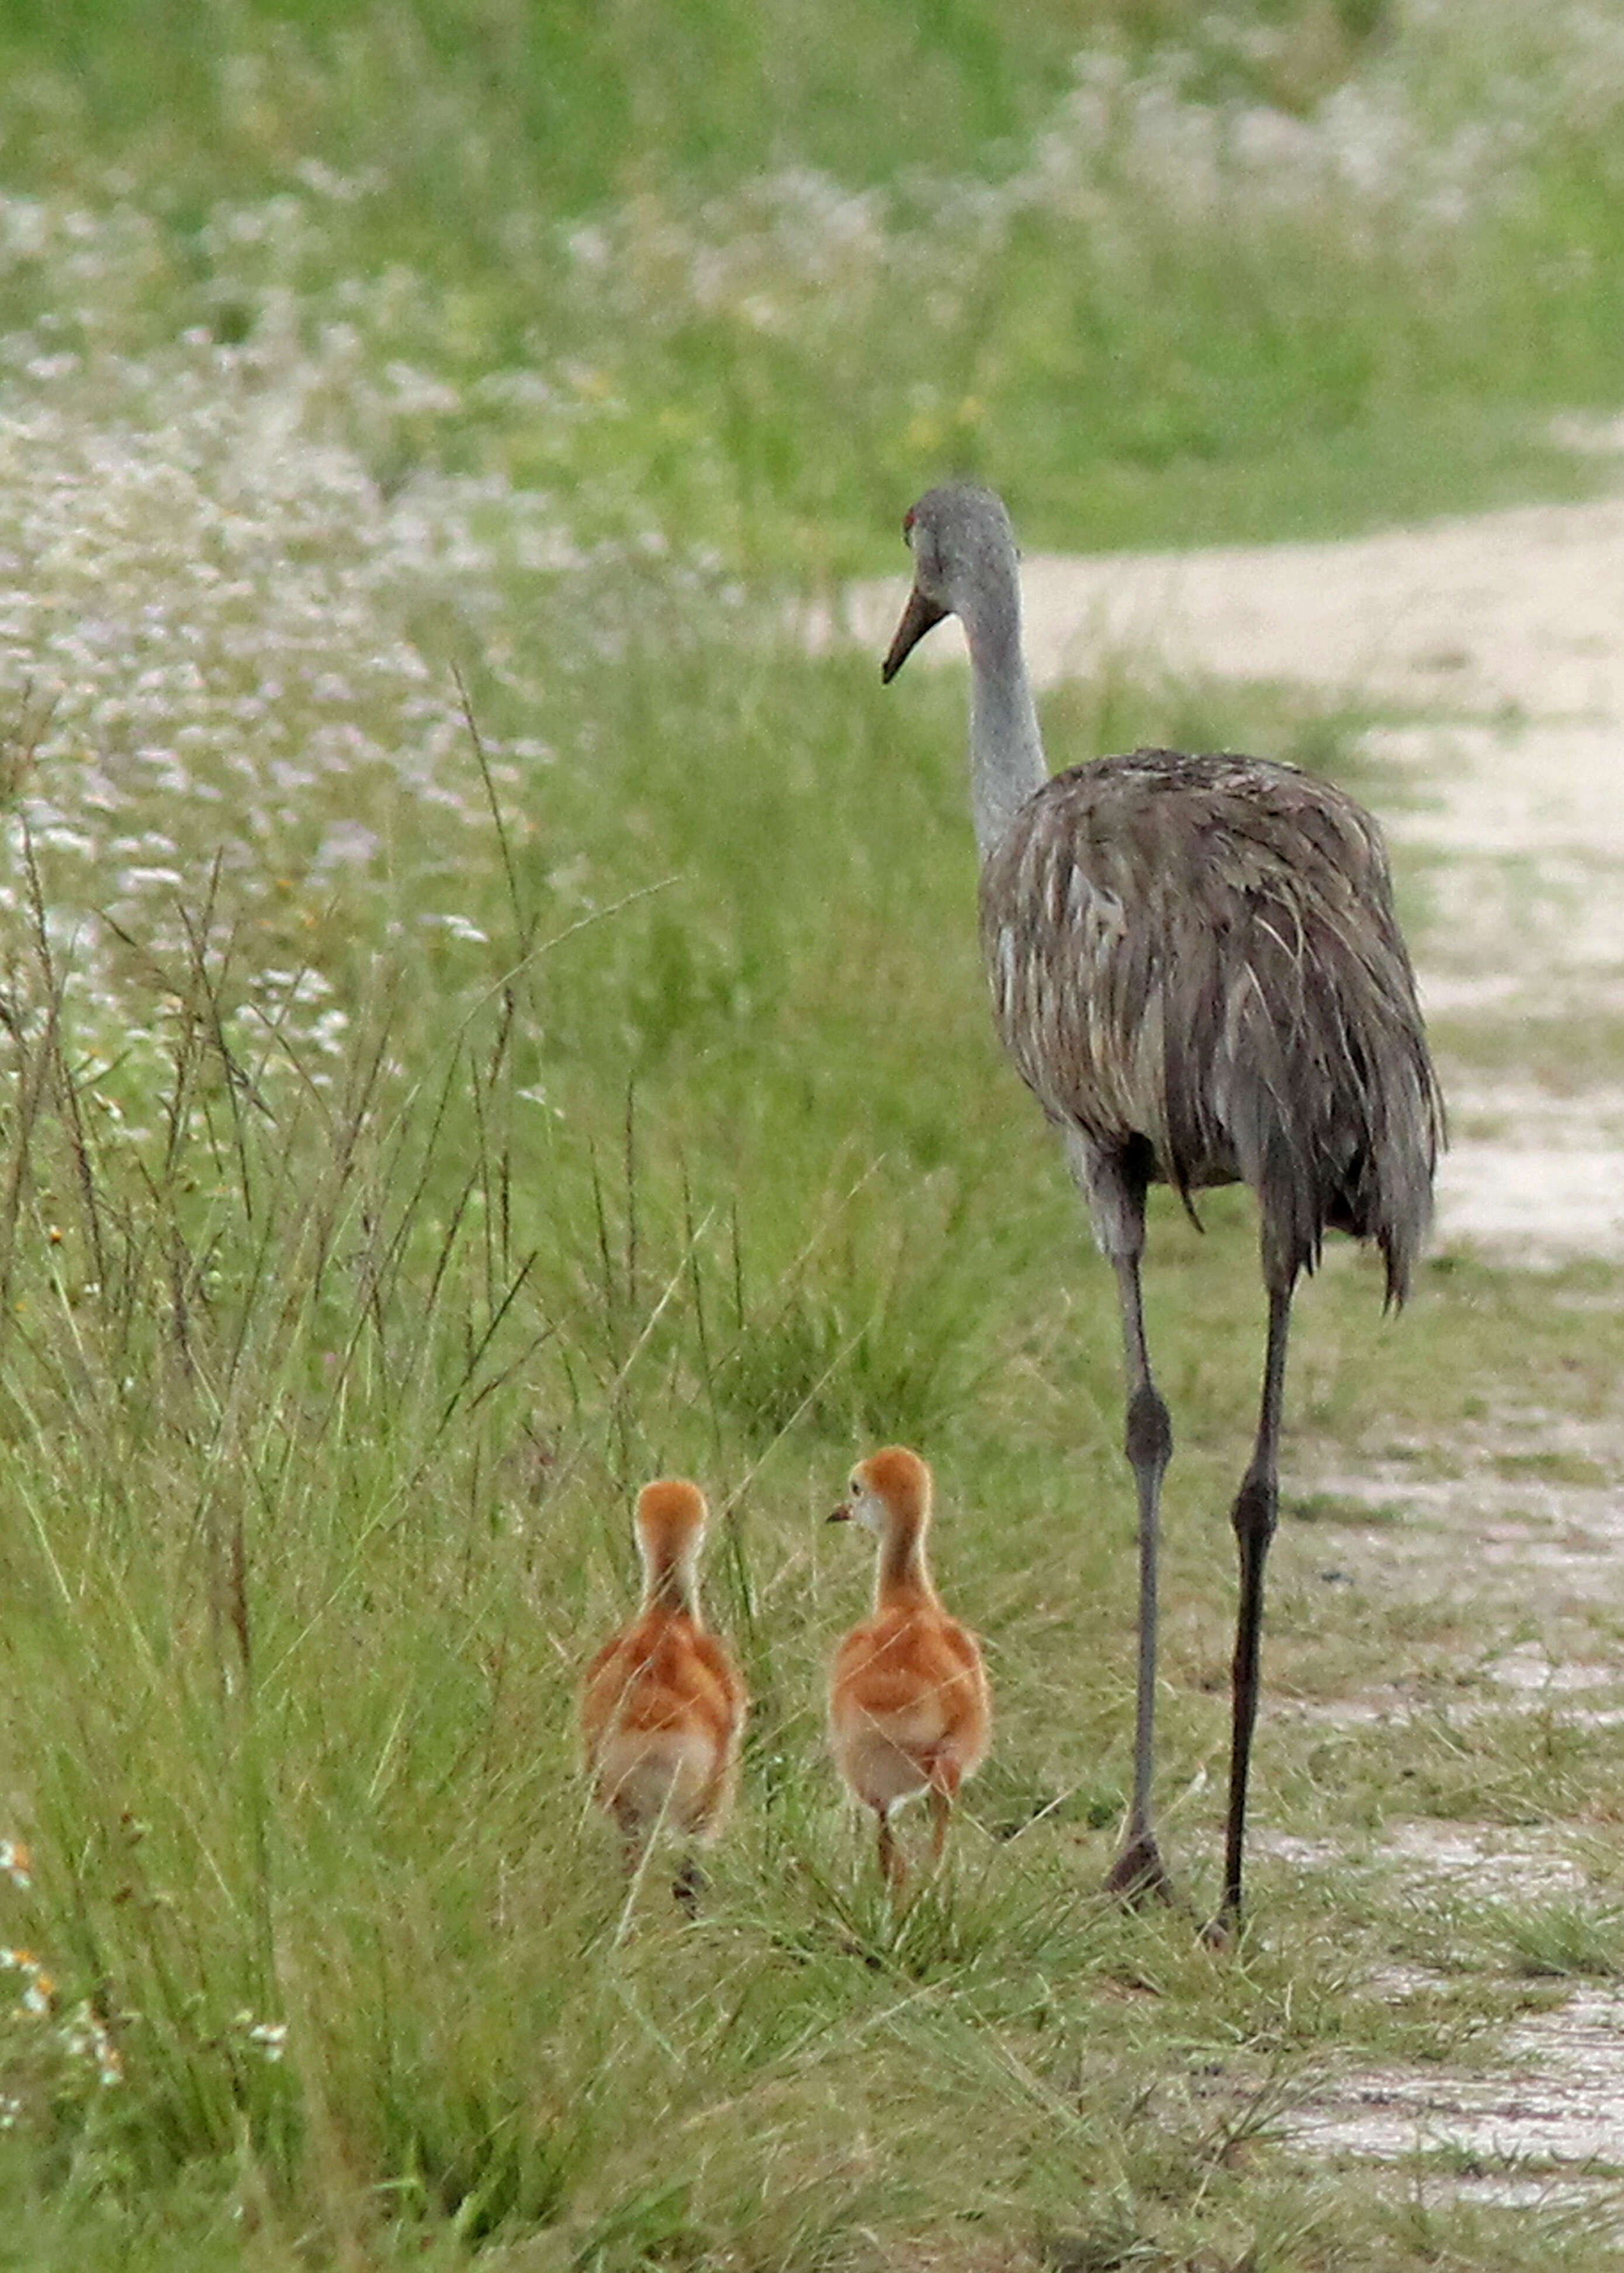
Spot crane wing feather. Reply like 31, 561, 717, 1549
980, 750, 1444, 1297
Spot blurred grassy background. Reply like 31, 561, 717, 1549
3, 0, 1622, 567
2, 1, 1624, 2265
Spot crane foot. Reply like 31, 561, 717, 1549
1104, 1830, 1175, 1907
1198, 1903, 1240, 1952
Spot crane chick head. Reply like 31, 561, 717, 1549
829, 1445, 933, 1535
635, 1478, 709, 1567
882, 484, 1018, 683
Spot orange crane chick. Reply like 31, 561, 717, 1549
580, 1479, 747, 1908
827, 1447, 991, 1893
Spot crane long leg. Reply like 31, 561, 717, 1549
1066, 1136, 1174, 1904
928, 1782, 953, 1868
1104, 1244, 1175, 1904
1212, 1278, 1294, 1936
876, 1807, 906, 1896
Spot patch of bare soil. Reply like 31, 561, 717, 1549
1300, 1399, 1624, 1643
843, 494, 1624, 2215
1287, 1986, 1624, 2203
1258, 1820, 1624, 2214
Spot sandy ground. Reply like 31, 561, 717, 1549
841, 498, 1624, 2215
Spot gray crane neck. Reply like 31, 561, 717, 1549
966, 603, 1048, 863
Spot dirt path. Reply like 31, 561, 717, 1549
843, 498, 1624, 2214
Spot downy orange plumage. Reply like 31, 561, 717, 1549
580, 1479, 747, 1907
827, 1447, 991, 1892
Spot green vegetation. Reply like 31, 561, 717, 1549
4, 0, 1624, 569
2, 0, 1624, 2263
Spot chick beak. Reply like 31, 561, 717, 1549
827, 1502, 853, 1524
881, 584, 948, 683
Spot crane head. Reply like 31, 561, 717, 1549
881, 484, 1014, 682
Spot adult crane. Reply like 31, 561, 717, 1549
882, 484, 1442, 1932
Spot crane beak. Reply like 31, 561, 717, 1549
827, 1502, 853, 1524
881, 585, 948, 683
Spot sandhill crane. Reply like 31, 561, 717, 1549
828, 1446, 992, 1893
580, 1479, 747, 1909
882, 485, 1442, 1932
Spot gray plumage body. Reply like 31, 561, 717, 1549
981, 744, 1441, 1302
